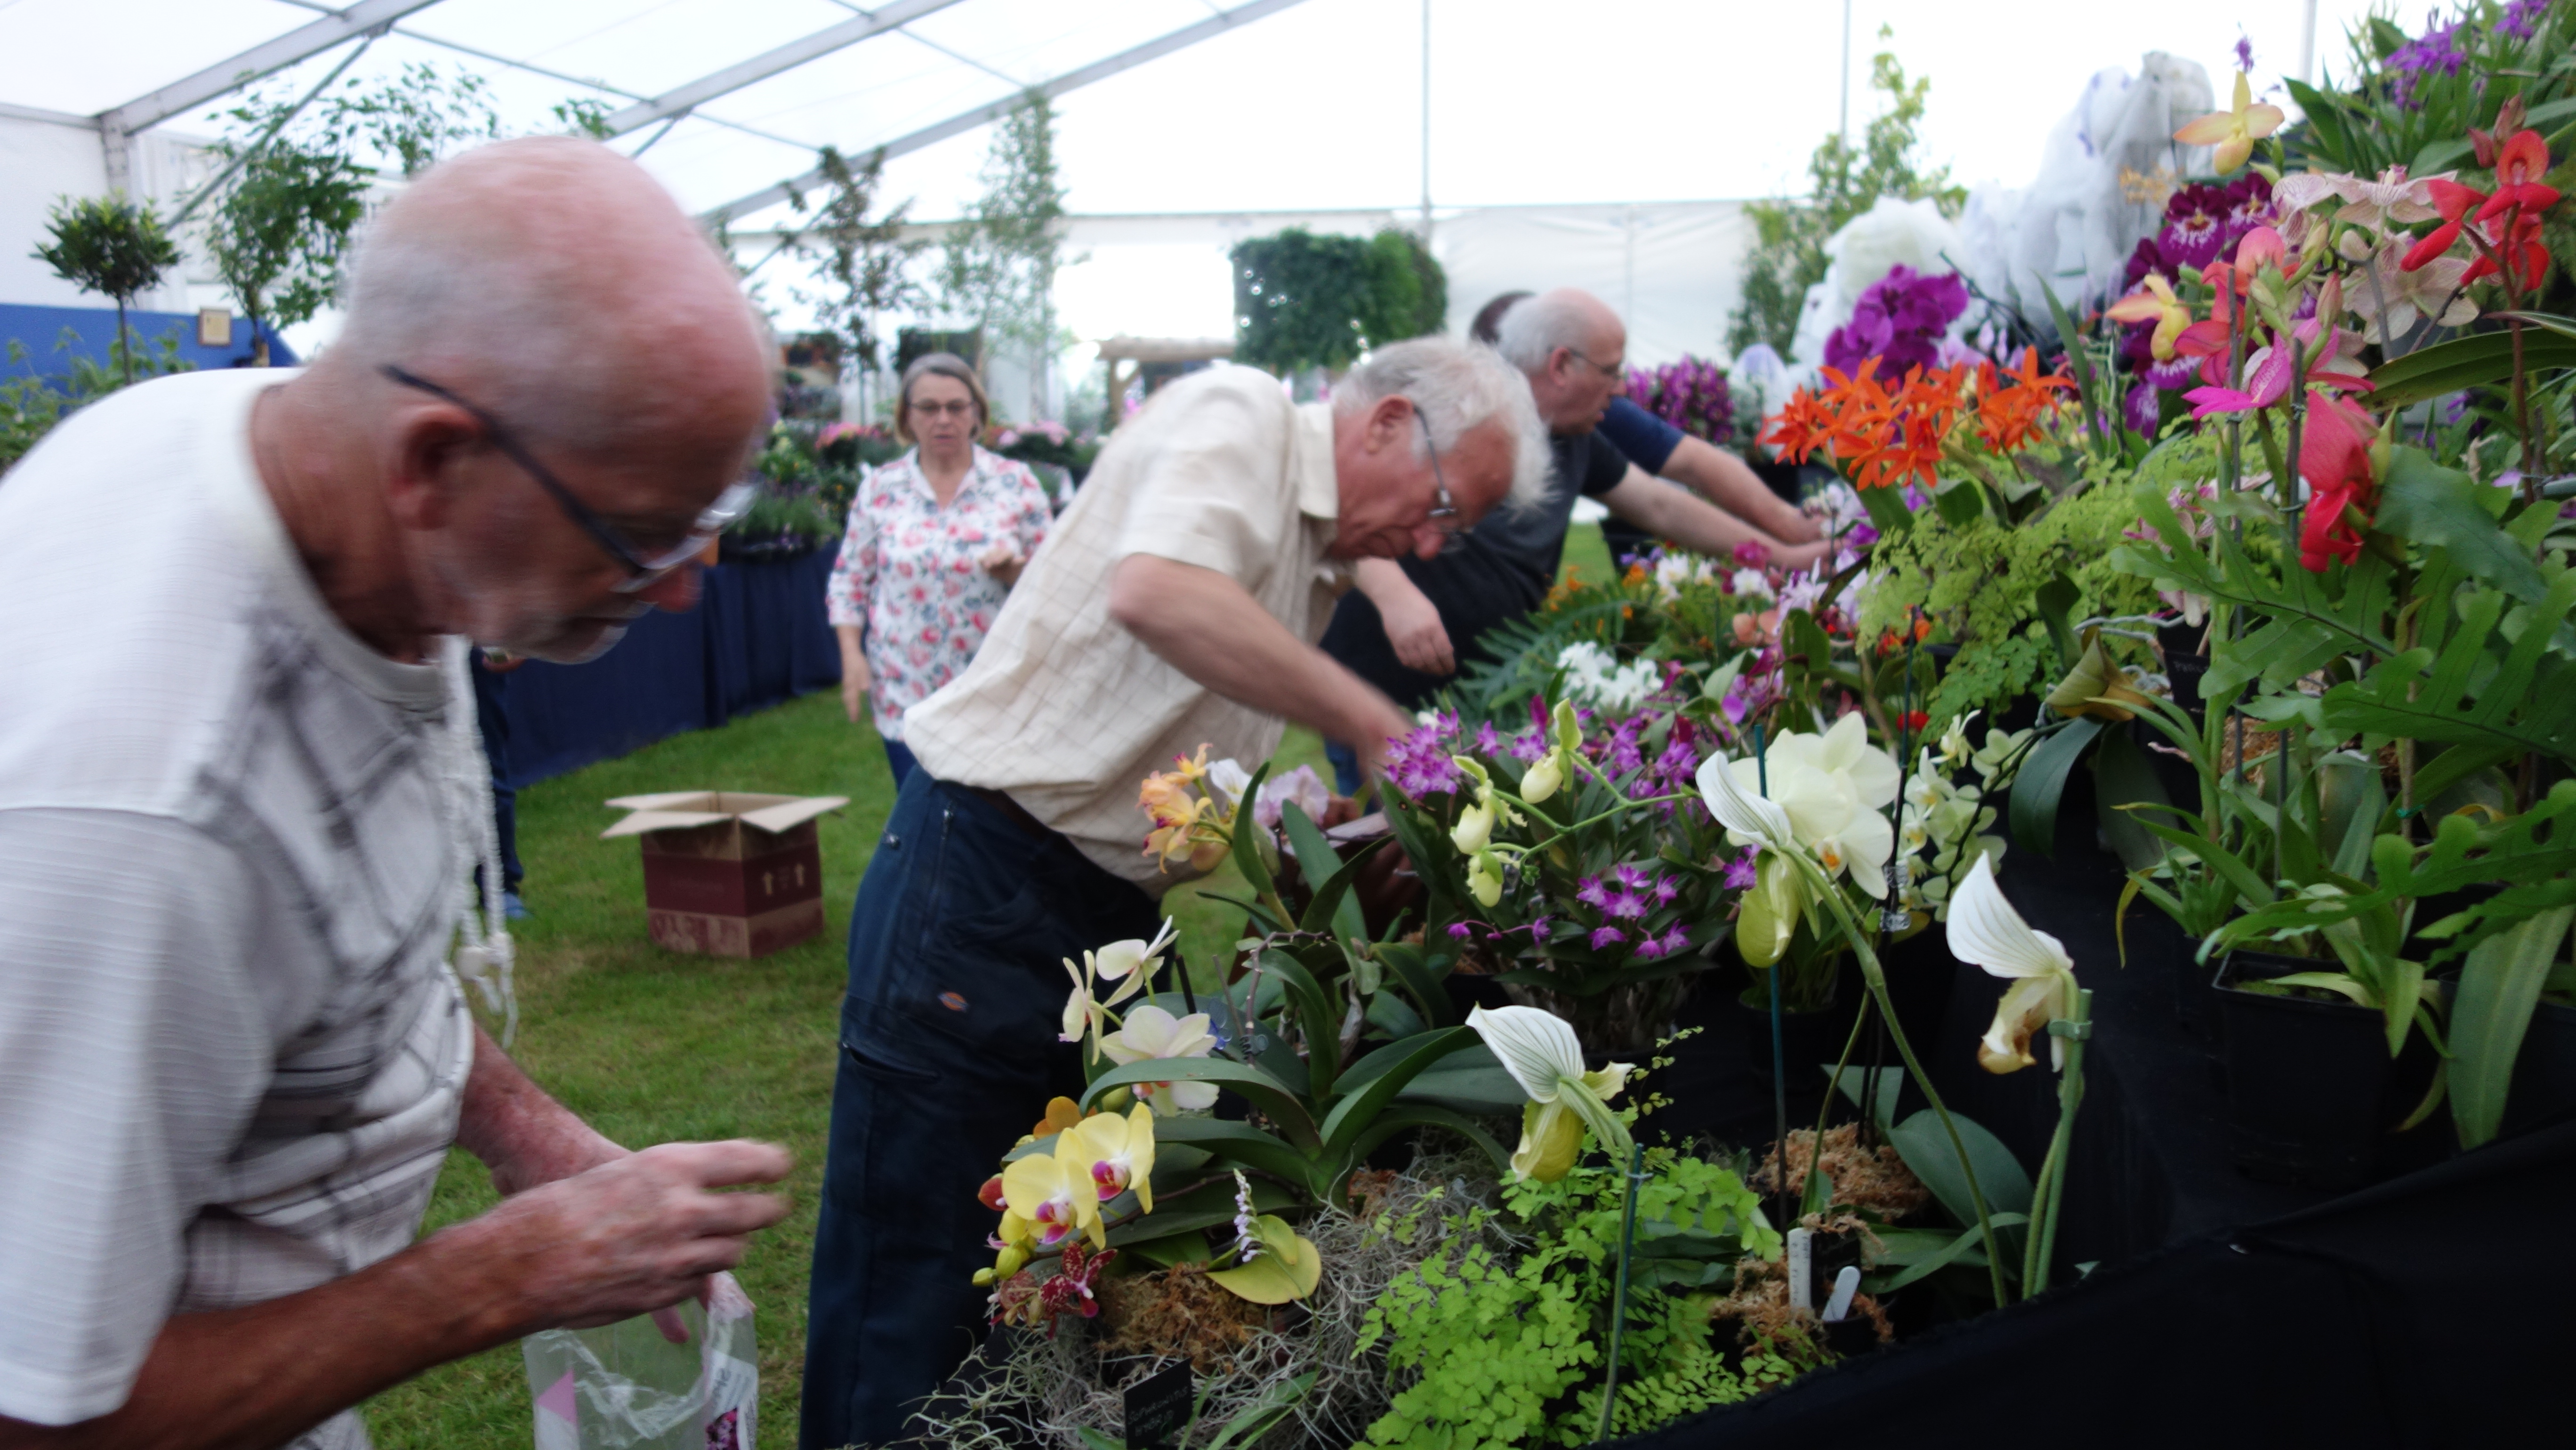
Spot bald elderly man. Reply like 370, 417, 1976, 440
1321, 288, 1834, 721
0, 139, 791, 1450
803, 338, 1545, 1446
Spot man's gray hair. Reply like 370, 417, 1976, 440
1333, 337, 1548, 512
1492, 290, 1599, 374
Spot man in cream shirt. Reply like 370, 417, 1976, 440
802, 337, 1545, 1446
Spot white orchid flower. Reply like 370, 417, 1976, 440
1102, 1004, 1221, 1113
1092, 918, 1178, 1001
1947, 854, 2078, 1073
1203, 758, 1253, 813
1712, 714, 1901, 896
1937, 711, 1978, 768
1465, 1004, 1633, 1181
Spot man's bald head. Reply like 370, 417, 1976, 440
334, 137, 770, 463
1494, 288, 1628, 435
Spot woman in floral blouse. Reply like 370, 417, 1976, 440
827, 354, 1053, 784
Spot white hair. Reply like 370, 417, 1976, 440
1492, 290, 1602, 374
1333, 336, 1548, 513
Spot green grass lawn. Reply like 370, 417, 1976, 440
363, 530, 1605, 1445
360, 694, 1335, 1446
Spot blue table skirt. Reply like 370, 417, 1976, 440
498, 542, 843, 787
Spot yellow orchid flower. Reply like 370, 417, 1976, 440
1071, 1101, 1158, 1213
2103, 274, 2193, 361
999, 1130, 1104, 1250
1465, 849, 1504, 908
2174, 70, 2285, 175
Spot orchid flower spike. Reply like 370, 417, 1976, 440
1466, 1004, 1633, 1181
1946, 854, 2079, 1074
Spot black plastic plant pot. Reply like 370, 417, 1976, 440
2213, 950, 2431, 1191
2121, 907, 2207, 1036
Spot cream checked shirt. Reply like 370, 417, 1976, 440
904, 366, 1348, 892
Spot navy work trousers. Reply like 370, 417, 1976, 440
799, 771, 1158, 1447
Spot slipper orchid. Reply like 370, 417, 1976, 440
1466, 1004, 1634, 1181
999, 1131, 1104, 1249
1071, 1101, 1159, 1213
2174, 70, 2285, 174
1947, 854, 2079, 1074
1100, 1004, 1220, 1113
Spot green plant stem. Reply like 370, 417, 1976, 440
1594, 1140, 1648, 1445
1791, 854, 2012, 1305
2025, 989, 2093, 1296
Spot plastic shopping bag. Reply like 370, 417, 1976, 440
525, 1273, 757, 1450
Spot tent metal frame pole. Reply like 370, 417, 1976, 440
700, 0, 1316, 226
598, 0, 966, 138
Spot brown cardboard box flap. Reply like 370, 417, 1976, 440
601, 791, 849, 839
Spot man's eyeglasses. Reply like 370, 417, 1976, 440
380, 365, 754, 593
1415, 408, 1466, 554
1560, 347, 1626, 379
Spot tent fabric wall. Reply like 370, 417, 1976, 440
496, 543, 844, 788
1434, 201, 1753, 366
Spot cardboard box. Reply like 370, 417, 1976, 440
602, 791, 849, 958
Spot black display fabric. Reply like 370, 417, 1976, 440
1624, 1118, 2575, 1447
495, 542, 843, 786
1626, 797, 2570, 1445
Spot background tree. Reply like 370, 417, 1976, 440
789, 145, 927, 378
937, 89, 1071, 418
32, 193, 182, 384
1232, 226, 1449, 378
1726, 32, 1965, 359
201, 137, 368, 366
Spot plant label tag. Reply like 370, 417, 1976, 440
1125, 1361, 1192, 1450
1787, 1226, 1814, 1310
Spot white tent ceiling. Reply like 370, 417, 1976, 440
2, 0, 2384, 371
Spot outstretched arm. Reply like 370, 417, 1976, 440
1659, 435, 1820, 544
1602, 467, 1835, 571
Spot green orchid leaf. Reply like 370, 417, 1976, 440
1106, 1175, 1299, 1248
1256, 948, 1343, 1100
1080, 1058, 1320, 1150
2008, 717, 2106, 858
2450, 907, 2575, 1150
1887, 1106, 2033, 1224
2092, 727, 2172, 874
1875, 1213, 2032, 1293
1151, 1116, 1322, 1186
1343, 1102, 1515, 1178
1119, 1227, 1215, 1269
1227, 760, 1278, 899
1371, 939, 1456, 1028
1319, 1027, 1479, 1161
1395, 1050, 1528, 1115
2367, 328, 2576, 410
1284, 801, 1376, 949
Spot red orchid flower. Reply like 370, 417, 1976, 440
2297, 391, 2378, 572
2403, 179, 2488, 272
2479, 129, 2563, 222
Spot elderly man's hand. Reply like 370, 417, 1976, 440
458, 1140, 792, 1337
1378, 588, 1456, 677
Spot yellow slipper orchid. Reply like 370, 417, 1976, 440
1466, 1004, 1633, 1181
1946, 854, 2079, 1074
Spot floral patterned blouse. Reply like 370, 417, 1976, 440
826, 445, 1053, 739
